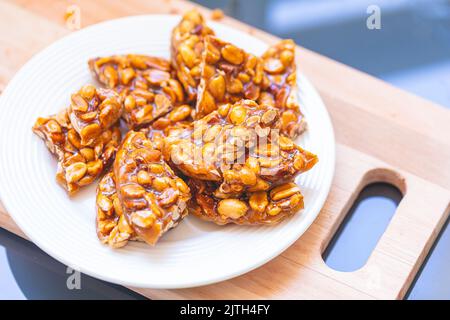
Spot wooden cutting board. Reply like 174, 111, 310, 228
1, 0, 449, 300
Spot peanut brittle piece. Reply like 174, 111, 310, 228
164, 100, 278, 181
89, 55, 185, 129
150, 104, 194, 131
216, 141, 317, 197
171, 9, 215, 102
96, 171, 139, 248
259, 40, 306, 138
33, 109, 122, 195
138, 105, 195, 156
188, 179, 304, 225
114, 131, 191, 245
195, 36, 266, 119
89, 54, 172, 90
68, 85, 123, 146
163, 100, 318, 195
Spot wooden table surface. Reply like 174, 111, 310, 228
1, 0, 450, 300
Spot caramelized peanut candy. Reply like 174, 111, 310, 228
114, 131, 191, 245
171, 9, 215, 102
149, 104, 194, 131
33, 109, 122, 195
96, 171, 141, 248
89, 55, 185, 129
68, 85, 123, 146
164, 100, 277, 181
259, 40, 306, 138
137, 103, 194, 152
188, 179, 304, 225
195, 36, 266, 119
163, 100, 317, 195
89, 54, 171, 89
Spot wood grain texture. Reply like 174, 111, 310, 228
0, 0, 449, 299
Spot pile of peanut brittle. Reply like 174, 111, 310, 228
33, 10, 318, 248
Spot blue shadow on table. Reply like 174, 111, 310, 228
0, 229, 145, 300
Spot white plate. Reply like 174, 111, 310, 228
0, 15, 335, 289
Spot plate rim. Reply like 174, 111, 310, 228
0, 14, 335, 289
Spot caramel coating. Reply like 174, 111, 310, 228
96, 171, 141, 248
259, 40, 306, 138
195, 36, 265, 119
114, 131, 191, 245
89, 54, 185, 129
171, 9, 215, 102
68, 85, 123, 146
33, 109, 121, 195
162, 100, 318, 196
188, 179, 304, 225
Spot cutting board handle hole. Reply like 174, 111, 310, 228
322, 168, 404, 272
